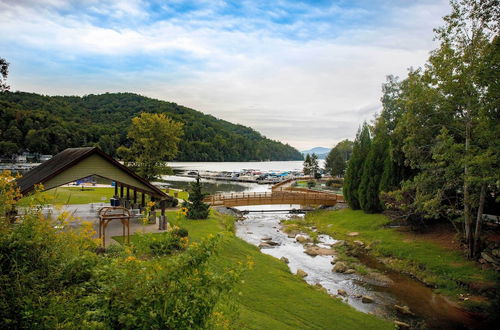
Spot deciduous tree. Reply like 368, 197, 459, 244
118, 113, 184, 180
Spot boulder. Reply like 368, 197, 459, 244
261, 236, 272, 241
394, 305, 415, 316
296, 235, 311, 244
304, 246, 336, 256
330, 259, 336, 265
345, 269, 356, 274
280, 256, 290, 264
353, 240, 365, 247
347, 232, 359, 237
297, 269, 308, 278
492, 249, 500, 258
361, 295, 374, 303
246, 231, 253, 234
337, 289, 348, 297
332, 261, 348, 273
394, 321, 410, 329
259, 242, 273, 249
266, 241, 280, 246
481, 252, 496, 264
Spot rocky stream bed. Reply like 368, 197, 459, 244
232, 206, 483, 329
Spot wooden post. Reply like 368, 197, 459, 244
120, 184, 124, 198
114, 182, 118, 196
126, 186, 130, 200
133, 189, 137, 204
141, 192, 145, 208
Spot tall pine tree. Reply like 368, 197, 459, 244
358, 118, 390, 213
183, 175, 210, 219
343, 123, 371, 209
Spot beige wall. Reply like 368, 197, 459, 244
43, 154, 158, 195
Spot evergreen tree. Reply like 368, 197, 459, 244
358, 119, 390, 213
303, 154, 312, 176
310, 153, 320, 179
183, 175, 210, 219
343, 123, 371, 209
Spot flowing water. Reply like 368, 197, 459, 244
234, 205, 483, 329
165, 172, 483, 329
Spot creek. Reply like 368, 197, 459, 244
166, 175, 482, 329
234, 206, 483, 329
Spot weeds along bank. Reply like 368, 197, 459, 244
282, 209, 500, 317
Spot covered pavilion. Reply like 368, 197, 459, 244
16, 147, 172, 245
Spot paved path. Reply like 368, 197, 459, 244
44, 204, 177, 246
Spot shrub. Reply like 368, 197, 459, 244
171, 226, 188, 238
0, 172, 241, 329
307, 180, 316, 188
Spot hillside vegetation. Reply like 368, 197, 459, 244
0, 92, 303, 161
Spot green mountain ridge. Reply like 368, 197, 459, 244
0, 91, 303, 161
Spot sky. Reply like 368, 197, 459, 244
0, 0, 451, 150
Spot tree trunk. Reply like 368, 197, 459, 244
473, 183, 486, 258
464, 120, 473, 258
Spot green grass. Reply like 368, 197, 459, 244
113, 211, 391, 329
292, 209, 499, 298
166, 188, 189, 200
19, 186, 116, 205
19, 187, 190, 206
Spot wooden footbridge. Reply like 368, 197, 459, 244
204, 190, 344, 207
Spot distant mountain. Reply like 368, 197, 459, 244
0, 92, 303, 161
300, 147, 331, 159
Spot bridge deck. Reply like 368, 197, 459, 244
205, 191, 343, 207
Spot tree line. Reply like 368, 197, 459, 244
343, 0, 498, 258
0, 91, 303, 162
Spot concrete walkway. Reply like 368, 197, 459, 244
45, 204, 177, 246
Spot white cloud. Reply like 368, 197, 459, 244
0, 0, 451, 149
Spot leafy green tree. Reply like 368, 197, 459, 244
118, 113, 184, 180
343, 123, 371, 209
371, 0, 498, 258
0, 57, 8, 92
324, 139, 353, 177
325, 148, 344, 177
183, 176, 210, 219
0, 141, 17, 157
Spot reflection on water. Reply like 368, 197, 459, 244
161, 176, 271, 195
167, 160, 318, 172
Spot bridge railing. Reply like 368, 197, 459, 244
204, 190, 342, 205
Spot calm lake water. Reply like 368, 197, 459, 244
162, 160, 324, 194
167, 160, 324, 172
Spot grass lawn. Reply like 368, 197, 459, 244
166, 188, 189, 200
19, 186, 116, 205
295, 209, 499, 299
19, 187, 190, 206
114, 211, 391, 330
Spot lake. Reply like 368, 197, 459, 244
167, 160, 325, 172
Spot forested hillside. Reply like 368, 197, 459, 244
0, 92, 303, 161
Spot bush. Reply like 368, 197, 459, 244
170, 197, 179, 207
171, 226, 188, 238
0, 172, 241, 329
325, 178, 343, 187
307, 180, 316, 188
